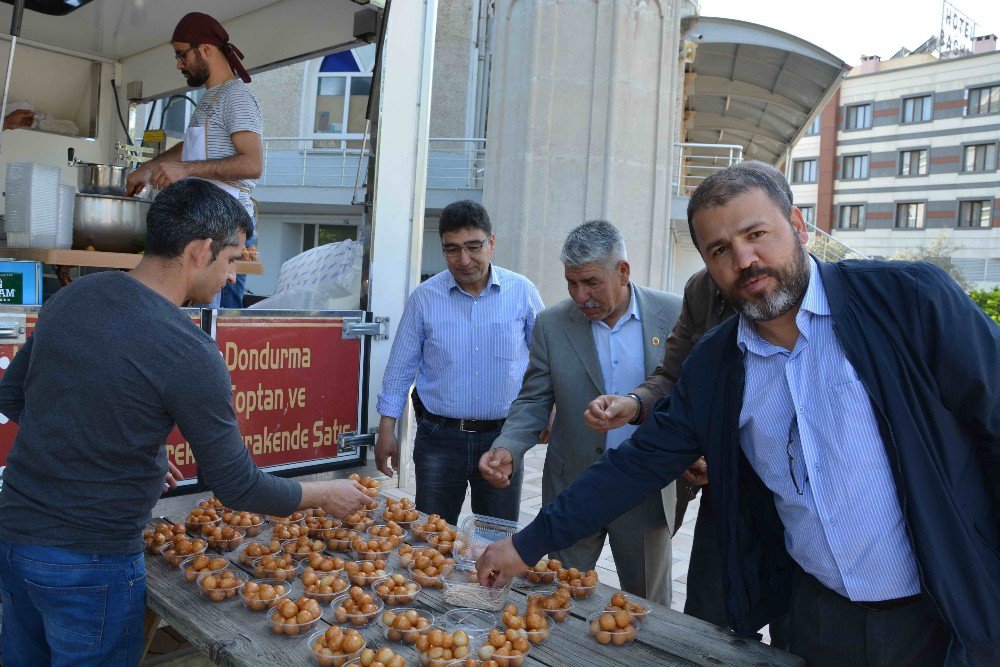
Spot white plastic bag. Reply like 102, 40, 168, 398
249, 239, 362, 311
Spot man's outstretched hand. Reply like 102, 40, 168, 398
584, 394, 638, 432
478, 448, 514, 489
476, 536, 528, 589
162, 461, 183, 494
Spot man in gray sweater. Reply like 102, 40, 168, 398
0, 179, 371, 666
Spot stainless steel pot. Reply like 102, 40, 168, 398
72, 193, 149, 252
68, 148, 133, 197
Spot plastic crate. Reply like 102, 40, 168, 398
454, 513, 523, 569
442, 565, 509, 611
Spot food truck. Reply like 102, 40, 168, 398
0, 0, 436, 491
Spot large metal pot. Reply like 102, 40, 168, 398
68, 148, 133, 197
72, 193, 149, 252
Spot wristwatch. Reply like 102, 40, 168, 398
626, 393, 644, 425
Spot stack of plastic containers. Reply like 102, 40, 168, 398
5, 162, 61, 248
55, 184, 76, 248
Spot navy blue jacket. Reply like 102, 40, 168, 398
514, 260, 1000, 666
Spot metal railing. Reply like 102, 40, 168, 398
425, 138, 487, 189
258, 137, 487, 189
805, 222, 869, 261
673, 142, 744, 197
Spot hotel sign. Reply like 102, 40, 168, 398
939, 1, 977, 54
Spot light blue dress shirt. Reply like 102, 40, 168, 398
590, 285, 645, 451
738, 257, 921, 601
377, 265, 543, 420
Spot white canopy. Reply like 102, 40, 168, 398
0, 0, 365, 99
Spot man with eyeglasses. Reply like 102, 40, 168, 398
375, 200, 543, 524
477, 161, 1000, 666
126, 12, 263, 308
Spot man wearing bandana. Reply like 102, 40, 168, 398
126, 12, 263, 308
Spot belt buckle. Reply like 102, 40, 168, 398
458, 418, 478, 432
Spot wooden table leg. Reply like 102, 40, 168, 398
141, 605, 162, 662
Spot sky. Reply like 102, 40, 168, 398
698, 0, 1000, 65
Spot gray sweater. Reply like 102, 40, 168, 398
0, 271, 300, 554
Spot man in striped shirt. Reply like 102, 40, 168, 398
375, 200, 544, 524
126, 12, 263, 308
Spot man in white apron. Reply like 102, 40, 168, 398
126, 12, 263, 308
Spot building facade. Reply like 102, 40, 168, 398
237, 0, 484, 297
788, 35, 1000, 288
186, 0, 843, 301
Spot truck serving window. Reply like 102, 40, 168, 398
0, 0, 97, 16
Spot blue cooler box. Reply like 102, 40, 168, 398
0, 260, 42, 305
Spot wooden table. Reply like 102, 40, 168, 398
0, 247, 264, 275
145, 512, 802, 667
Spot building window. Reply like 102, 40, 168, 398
311, 46, 376, 149
841, 154, 869, 180
963, 143, 997, 172
799, 206, 815, 224
838, 205, 865, 230
899, 149, 928, 176
805, 116, 821, 136
302, 223, 358, 252
967, 85, 1000, 116
143, 89, 206, 139
895, 202, 925, 229
901, 95, 932, 123
844, 103, 872, 130
792, 159, 817, 183
958, 200, 992, 228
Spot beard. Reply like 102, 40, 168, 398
182, 53, 210, 87
726, 237, 809, 322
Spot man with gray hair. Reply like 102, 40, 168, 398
479, 220, 682, 604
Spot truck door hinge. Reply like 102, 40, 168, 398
342, 316, 390, 341
338, 429, 378, 454
0, 314, 27, 344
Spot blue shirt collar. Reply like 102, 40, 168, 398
446, 264, 500, 294
737, 256, 827, 355
592, 284, 641, 332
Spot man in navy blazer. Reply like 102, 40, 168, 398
477, 162, 1000, 666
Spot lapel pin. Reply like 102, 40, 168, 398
652, 337, 661, 346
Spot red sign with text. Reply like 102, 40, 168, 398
0, 312, 37, 469
0, 313, 362, 483
165, 316, 361, 481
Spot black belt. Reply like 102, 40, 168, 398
847, 593, 923, 612
799, 566, 923, 611
423, 411, 505, 433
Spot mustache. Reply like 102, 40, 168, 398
580, 300, 602, 309
739, 264, 774, 287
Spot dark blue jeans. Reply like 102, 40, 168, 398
220, 273, 247, 308
0, 541, 146, 666
412, 418, 524, 526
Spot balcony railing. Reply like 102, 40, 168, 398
258, 137, 486, 190
673, 142, 744, 197
806, 223, 869, 262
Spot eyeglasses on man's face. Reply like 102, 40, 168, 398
441, 238, 489, 257
174, 45, 199, 63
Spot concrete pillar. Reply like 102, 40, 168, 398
483, 0, 684, 304
368, 0, 438, 486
